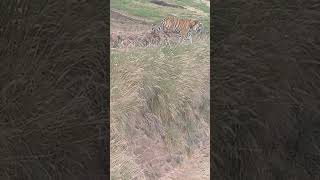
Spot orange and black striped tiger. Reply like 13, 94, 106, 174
155, 15, 203, 44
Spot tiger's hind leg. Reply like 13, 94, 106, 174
162, 31, 171, 46
179, 28, 190, 44
179, 33, 187, 44
176, 33, 182, 43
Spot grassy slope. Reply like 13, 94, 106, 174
111, 0, 210, 30
111, 42, 210, 179
110, 1, 210, 179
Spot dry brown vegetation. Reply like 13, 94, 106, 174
111, 0, 210, 179
111, 38, 210, 179
111, 30, 208, 49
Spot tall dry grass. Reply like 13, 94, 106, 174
110, 37, 210, 179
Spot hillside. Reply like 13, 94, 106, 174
110, 0, 210, 179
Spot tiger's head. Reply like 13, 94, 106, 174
190, 20, 203, 33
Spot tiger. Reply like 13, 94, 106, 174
151, 24, 173, 45
159, 15, 203, 44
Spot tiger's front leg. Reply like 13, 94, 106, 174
176, 33, 182, 43
189, 37, 192, 44
188, 31, 192, 44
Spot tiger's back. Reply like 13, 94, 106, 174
159, 15, 203, 43
161, 15, 180, 33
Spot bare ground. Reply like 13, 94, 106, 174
150, 0, 185, 9
111, 10, 151, 33
127, 112, 210, 180
160, 141, 210, 180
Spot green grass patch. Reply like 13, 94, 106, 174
175, 0, 210, 14
111, 0, 209, 27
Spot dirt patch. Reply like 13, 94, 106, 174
159, 141, 210, 180
111, 10, 150, 24
111, 10, 153, 33
123, 112, 210, 180
124, 112, 187, 180
150, 0, 185, 9
111, 21, 151, 33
